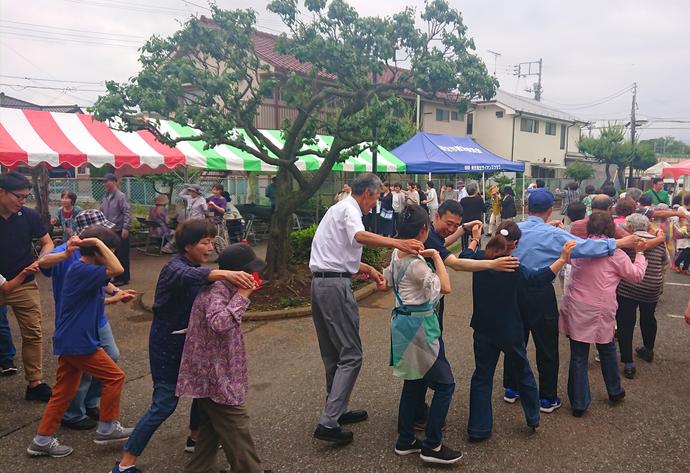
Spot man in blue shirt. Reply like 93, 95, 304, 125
503, 189, 640, 413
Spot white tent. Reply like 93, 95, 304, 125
643, 161, 671, 177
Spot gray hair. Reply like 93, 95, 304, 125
466, 181, 478, 195
626, 213, 650, 232
625, 187, 643, 202
351, 173, 383, 196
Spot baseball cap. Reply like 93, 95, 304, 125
185, 184, 202, 193
218, 243, 266, 273
103, 173, 118, 182
75, 209, 115, 236
528, 188, 554, 213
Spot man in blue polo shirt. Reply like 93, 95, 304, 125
0, 171, 54, 401
503, 189, 640, 413
39, 209, 135, 430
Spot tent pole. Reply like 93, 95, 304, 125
482, 172, 485, 197
521, 172, 525, 222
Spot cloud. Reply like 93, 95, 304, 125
1, 0, 688, 142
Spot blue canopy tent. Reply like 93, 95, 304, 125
391, 132, 525, 174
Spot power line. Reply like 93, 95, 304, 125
0, 75, 105, 85
0, 31, 141, 48
0, 26, 142, 45
0, 19, 146, 39
0, 83, 106, 93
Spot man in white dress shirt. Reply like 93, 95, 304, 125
309, 173, 424, 445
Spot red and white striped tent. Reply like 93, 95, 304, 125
0, 108, 405, 173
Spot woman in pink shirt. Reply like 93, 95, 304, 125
559, 212, 647, 418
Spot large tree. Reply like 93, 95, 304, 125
578, 124, 627, 185
92, 0, 497, 279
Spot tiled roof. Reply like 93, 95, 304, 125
251, 30, 337, 80
477, 90, 583, 124
0, 93, 82, 113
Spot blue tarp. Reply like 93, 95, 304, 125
391, 132, 525, 174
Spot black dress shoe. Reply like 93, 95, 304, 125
313, 424, 353, 445
61, 417, 97, 430
86, 406, 100, 421
572, 409, 585, 418
623, 366, 636, 379
25, 382, 52, 402
338, 410, 368, 425
635, 346, 654, 363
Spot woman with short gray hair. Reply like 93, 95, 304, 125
460, 181, 485, 249
615, 213, 668, 379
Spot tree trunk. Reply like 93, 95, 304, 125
604, 163, 611, 183
31, 165, 51, 227
264, 168, 298, 280
616, 165, 626, 189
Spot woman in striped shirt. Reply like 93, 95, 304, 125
615, 213, 668, 379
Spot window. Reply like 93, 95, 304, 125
450, 111, 464, 121
466, 113, 474, 134
531, 165, 555, 179
560, 124, 567, 149
436, 108, 450, 122
545, 122, 557, 135
520, 117, 539, 133
495, 111, 504, 118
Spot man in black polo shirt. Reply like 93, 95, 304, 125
0, 172, 54, 401
413, 200, 519, 427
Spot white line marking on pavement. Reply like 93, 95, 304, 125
666, 314, 685, 319
665, 282, 690, 286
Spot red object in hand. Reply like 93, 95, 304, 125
252, 272, 263, 289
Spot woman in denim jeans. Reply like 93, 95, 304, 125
383, 205, 462, 466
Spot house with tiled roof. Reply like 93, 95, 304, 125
0, 93, 83, 114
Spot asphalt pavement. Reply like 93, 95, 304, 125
1, 250, 689, 473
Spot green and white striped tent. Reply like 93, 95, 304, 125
158, 120, 406, 173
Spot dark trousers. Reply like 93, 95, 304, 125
0, 306, 16, 363
115, 230, 131, 283
398, 378, 454, 449
615, 295, 658, 363
469, 332, 539, 438
675, 247, 690, 270
461, 232, 470, 250
393, 212, 399, 234
567, 339, 622, 412
504, 283, 560, 401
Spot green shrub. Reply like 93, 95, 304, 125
362, 247, 388, 269
290, 224, 317, 263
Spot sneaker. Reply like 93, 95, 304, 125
25, 383, 52, 402
539, 397, 562, 413
503, 388, 520, 404
185, 436, 196, 453
420, 445, 463, 465
635, 346, 654, 363
110, 462, 142, 473
86, 406, 100, 421
338, 409, 368, 425
0, 359, 18, 376
94, 421, 134, 444
26, 437, 73, 458
313, 424, 353, 445
60, 417, 97, 430
394, 438, 422, 456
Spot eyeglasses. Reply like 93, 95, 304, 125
9, 191, 32, 201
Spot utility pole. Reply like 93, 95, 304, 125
488, 50, 501, 77
627, 82, 638, 187
514, 58, 543, 101
371, 68, 378, 233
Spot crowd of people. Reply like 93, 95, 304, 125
0, 169, 689, 471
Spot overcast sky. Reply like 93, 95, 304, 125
2, 0, 689, 145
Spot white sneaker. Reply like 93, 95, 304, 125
94, 421, 134, 444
